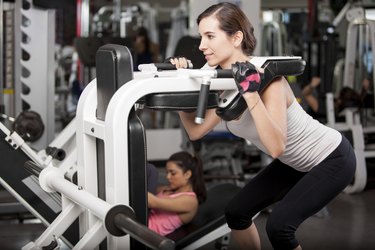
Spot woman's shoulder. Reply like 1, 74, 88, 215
169, 191, 197, 198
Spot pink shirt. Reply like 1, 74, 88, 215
148, 191, 196, 236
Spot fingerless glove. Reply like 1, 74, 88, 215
232, 61, 261, 94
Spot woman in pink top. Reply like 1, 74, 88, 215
148, 151, 207, 236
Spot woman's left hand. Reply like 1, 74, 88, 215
232, 61, 261, 94
167, 57, 192, 69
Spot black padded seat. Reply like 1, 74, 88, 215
166, 183, 241, 248
144, 91, 219, 111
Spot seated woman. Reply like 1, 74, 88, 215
302, 76, 368, 122
147, 151, 207, 236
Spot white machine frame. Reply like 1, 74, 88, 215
18, 56, 309, 249
76, 68, 241, 249
19, 65, 241, 249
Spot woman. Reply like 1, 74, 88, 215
170, 2, 356, 250
148, 151, 206, 236
133, 26, 160, 70
302, 76, 365, 121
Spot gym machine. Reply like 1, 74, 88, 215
343, 6, 375, 105
327, 4, 375, 194
1, 42, 305, 249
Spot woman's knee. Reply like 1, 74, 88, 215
266, 214, 299, 249
224, 200, 255, 230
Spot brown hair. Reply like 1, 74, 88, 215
168, 151, 207, 204
335, 87, 363, 113
197, 2, 257, 56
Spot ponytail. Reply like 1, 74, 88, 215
191, 153, 207, 204
167, 151, 207, 204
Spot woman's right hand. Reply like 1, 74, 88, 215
310, 76, 321, 88
167, 57, 192, 69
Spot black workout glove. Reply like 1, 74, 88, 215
232, 61, 261, 94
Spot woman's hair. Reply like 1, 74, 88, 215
196, 2, 257, 56
335, 87, 363, 113
167, 151, 207, 204
136, 26, 151, 54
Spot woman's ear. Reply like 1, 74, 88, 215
233, 31, 243, 48
184, 170, 192, 180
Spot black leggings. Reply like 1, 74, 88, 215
225, 136, 356, 250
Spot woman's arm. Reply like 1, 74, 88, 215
148, 192, 198, 214
179, 109, 221, 141
302, 76, 321, 113
243, 77, 289, 158
167, 57, 221, 140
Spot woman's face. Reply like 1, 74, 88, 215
198, 15, 239, 69
166, 161, 191, 190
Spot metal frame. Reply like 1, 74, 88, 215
343, 8, 375, 108
14, 56, 300, 249
13, 0, 56, 150
326, 93, 375, 194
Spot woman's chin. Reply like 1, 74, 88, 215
207, 60, 216, 67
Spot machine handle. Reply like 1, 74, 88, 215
139, 62, 193, 72
194, 69, 233, 124
45, 147, 66, 161
114, 213, 175, 250
216, 69, 233, 78
154, 62, 193, 70
195, 78, 211, 124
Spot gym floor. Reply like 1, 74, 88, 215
1, 185, 374, 250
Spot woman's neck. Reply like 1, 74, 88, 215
220, 54, 252, 69
173, 184, 193, 193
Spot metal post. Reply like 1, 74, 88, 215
113, 0, 121, 36
0, 0, 4, 114
80, 0, 90, 37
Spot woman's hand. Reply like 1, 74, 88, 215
232, 61, 261, 94
148, 192, 156, 208
167, 57, 192, 69
310, 76, 321, 89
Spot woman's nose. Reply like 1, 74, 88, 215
199, 39, 206, 51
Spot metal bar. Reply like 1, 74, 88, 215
80, 0, 90, 37
114, 214, 175, 250
0, 0, 4, 113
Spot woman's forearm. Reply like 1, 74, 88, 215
178, 109, 221, 141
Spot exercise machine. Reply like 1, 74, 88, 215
1, 43, 305, 249
326, 93, 375, 194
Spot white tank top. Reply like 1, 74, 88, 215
226, 99, 342, 171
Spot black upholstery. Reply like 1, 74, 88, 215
145, 91, 219, 111
96, 45, 147, 249
166, 183, 241, 248
128, 109, 148, 225
216, 59, 306, 121
74, 37, 134, 67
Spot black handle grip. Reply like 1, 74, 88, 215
195, 81, 210, 124
114, 213, 175, 250
45, 147, 66, 161
216, 69, 233, 78
153, 62, 194, 71
153, 63, 179, 70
